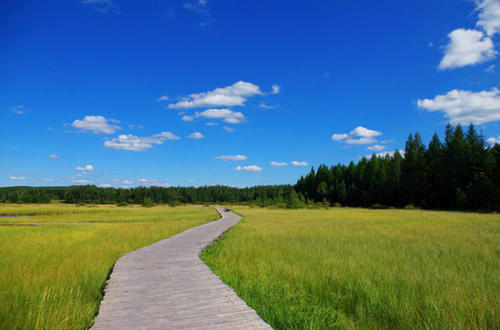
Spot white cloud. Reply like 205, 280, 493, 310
332, 126, 382, 145
156, 95, 169, 102
259, 103, 275, 109
10, 176, 26, 180
291, 161, 308, 167
223, 126, 235, 132
76, 164, 94, 171
270, 161, 288, 167
332, 133, 348, 141
137, 178, 170, 187
487, 135, 500, 144
104, 132, 180, 151
72, 115, 121, 134
42, 178, 54, 183
196, 108, 246, 124
367, 145, 386, 151
122, 180, 133, 185
98, 183, 112, 188
476, 0, 500, 36
48, 154, 59, 159
214, 155, 247, 161
271, 84, 281, 94
350, 126, 383, 137
10, 105, 30, 115
188, 132, 205, 139
417, 88, 500, 124
181, 115, 194, 122
439, 29, 496, 70
366, 150, 405, 158
168, 81, 262, 109
205, 122, 218, 126
235, 165, 262, 172
71, 179, 93, 184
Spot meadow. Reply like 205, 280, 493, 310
0, 204, 219, 329
202, 207, 500, 329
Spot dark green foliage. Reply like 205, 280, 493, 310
295, 124, 499, 211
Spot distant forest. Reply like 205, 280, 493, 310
1, 124, 499, 211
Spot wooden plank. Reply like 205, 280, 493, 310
91, 207, 271, 329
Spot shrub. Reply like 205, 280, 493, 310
142, 197, 155, 207
333, 202, 342, 208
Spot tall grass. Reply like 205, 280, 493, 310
0, 204, 218, 329
202, 207, 500, 329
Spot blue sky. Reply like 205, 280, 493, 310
1, 0, 499, 188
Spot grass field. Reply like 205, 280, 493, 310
202, 207, 500, 329
0, 204, 219, 329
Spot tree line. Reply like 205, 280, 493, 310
296, 124, 500, 211
1, 124, 498, 211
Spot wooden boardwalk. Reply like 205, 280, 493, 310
91, 207, 271, 329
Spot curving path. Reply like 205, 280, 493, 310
91, 207, 271, 330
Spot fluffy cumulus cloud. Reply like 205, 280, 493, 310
168, 81, 262, 109
10, 176, 26, 180
270, 161, 288, 167
196, 109, 246, 124
214, 155, 247, 161
188, 132, 205, 139
417, 88, 500, 124
332, 126, 382, 145
72, 115, 121, 134
76, 164, 94, 171
156, 95, 169, 102
98, 183, 112, 188
271, 84, 281, 94
291, 161, 308, 167
439, 29, 496, 70
235, 165, 263, 172
476, 0, 500, 36
487, 135, 500, 144
104, 132, 180, 151
48, 154, 59, 159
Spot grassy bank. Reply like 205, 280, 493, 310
0, 204, 218, 329
202, 207, 500, 329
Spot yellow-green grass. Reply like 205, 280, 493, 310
202, 207, 500, 329
0, 204, 219, 329
0, 203, 215, 223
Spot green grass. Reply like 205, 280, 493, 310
0, 204, 219, 329
202, 207, 500, 329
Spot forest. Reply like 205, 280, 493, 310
1, 124, 499, 211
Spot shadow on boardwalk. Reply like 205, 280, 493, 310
91, 207, 271, 330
